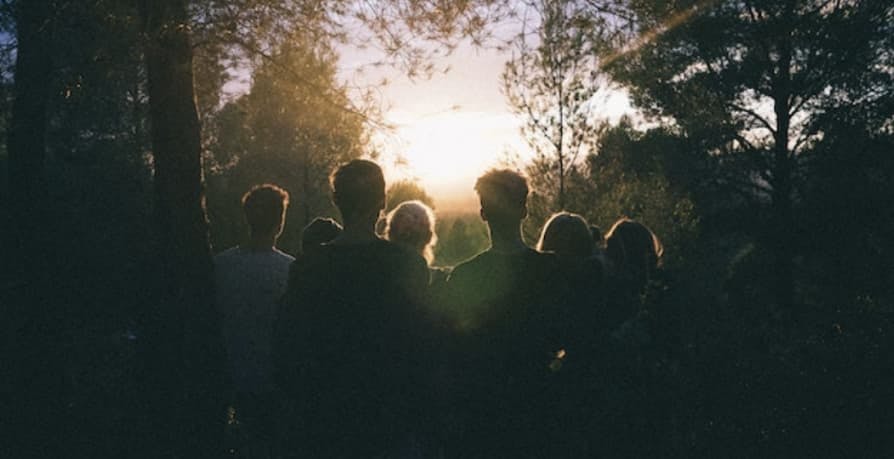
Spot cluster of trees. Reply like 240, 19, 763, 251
501, 0, 893, 454
205, 35, 368, 255
506, 0, 893, 306
0, 0, 507, 456
1, 0, 892, 456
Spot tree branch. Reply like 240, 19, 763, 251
727, 102, 777, 134
225, 33, 388, 130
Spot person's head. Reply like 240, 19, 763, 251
474, 169, 529, 229
242, 184, 289, 240
330, 159, 386, 226
605, 218, 663, 289
302, 217, 342, 252
385, 200, 437, 263
537, 212, 593, 258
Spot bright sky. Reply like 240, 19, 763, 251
338, 36, 635, 211
377, 108, 528, 210
337, 41, 527, 210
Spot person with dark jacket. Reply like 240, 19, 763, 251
444, 169, 569, 457
274, 160, 431, 458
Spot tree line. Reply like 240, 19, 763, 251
1, 0, 893, 457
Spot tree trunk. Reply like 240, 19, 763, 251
557, 82, 566, 211
772, 37, 795, 314
5, 1, 65, 457
7, 1, 52, 282
138, 0, 224, 454
558, 145, 565, 210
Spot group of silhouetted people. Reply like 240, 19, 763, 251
214, 159, 666, 458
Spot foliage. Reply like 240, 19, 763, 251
579, 120, 699, 266
190, 0, 513, 79
386, 179, 436, 212
593, 0, 894, 159
503, 0, 603, 210
798, 123, 894, 306
587, 0, 894, 306
206, 35, 366, 255
510, 4, 894, 452
433, 212, 489, 267
521, 118, 700, 265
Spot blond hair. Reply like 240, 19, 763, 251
385, 200, 437, 264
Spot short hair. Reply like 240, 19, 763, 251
330, 159, 386, 217
242, 184, 289, 235
302, 217, 342, 252
386, 200, 437, 263
537, 212, 593, 257
474, 169, 529, 216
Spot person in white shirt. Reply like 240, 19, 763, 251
214, 184, 294, 432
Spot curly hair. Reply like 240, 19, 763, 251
385, 200, 437, 264
474, 169, 529, 217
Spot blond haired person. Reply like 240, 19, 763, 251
385, 200, 450, 285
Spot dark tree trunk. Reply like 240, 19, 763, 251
772, 115, 794, 312
141, 1, 211, 295
557, 83, 566, 211
7, 1, 52, 281
772, 37, 795, 314
4, 1, 65, 457
138, 0, 224, 454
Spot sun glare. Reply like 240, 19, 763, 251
379, 110, 531, 209
378, 88, 633, 212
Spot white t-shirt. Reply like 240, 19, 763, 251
214, 246, 295, 395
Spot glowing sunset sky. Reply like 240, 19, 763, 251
339, 39, 633, 211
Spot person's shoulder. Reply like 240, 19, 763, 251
430, 266, 451, 280
293, 243, 335, 268
460, 249, 493, 266
272, 247, 296, 263
285, 246, 335, 292
267, 249, 295, 278
373, 237, 404, 254
526, 247, 553, 261
448, 250, 491, 280
491, 247, 552, 270
522, 250, 569, 288
531, 248, 564, 266
382, 238, 429, 273
375, 238, 420, 260
213, 246, 241, 265
214, 246, 239, 258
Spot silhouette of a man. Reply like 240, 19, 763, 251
214, 184, 294, 422
445, 169, 565, 457
274, 159, 430, 458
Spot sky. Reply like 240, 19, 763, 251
338, 41, 528, 211
338, 39, 633, 211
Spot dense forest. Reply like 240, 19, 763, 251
1, 0, 893, 457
